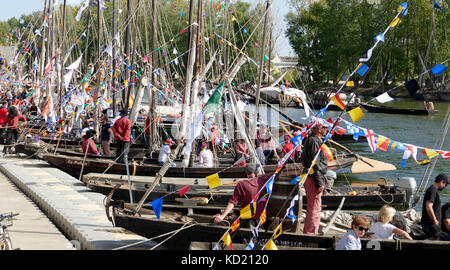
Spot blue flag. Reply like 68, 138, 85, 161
434, 1, 446, 12
374, 33, 385, 42
291, 134, 303, 147
356, 64, 369, 76
150, 198, 163, 219
431, 64, 447, 76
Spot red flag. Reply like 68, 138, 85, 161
178, 185, 191, 196
231, 218, 240, 233
336, 128, 347, 135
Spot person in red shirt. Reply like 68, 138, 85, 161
112, 109, 131, 163
0, 101, 8, 144
234, 139, 248, 167
2, 106, 27, 155
82, 129, 100, 156
281, 135, 295, 163
213, 163, 271, 228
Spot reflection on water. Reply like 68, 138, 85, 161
252, 98, 449, 211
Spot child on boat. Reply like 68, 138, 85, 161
336, 215, 371, 250
370, 205, 412, 240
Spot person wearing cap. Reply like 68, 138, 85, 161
82, 129, 100, 156
300, 121, 329, 235
112, 109, 131, 163
213, 163, 271, 228
198, 141, 214, 167
421, 173, 449, 237
158, 138, 176, 166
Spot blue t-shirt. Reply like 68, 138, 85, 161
336, 229, 361, 250
101, 123, 112, 141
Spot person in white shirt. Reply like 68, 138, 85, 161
198, 142, 214, 167
158, 138, 176, 167
370, 205, 413, 240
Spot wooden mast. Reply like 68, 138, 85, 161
149, 0, 158, 150
251, 0, 271, 155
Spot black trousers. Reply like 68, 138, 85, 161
115, 140, 129, 163
3, 129, 19, 153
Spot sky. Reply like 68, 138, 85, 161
0, 0, 295, 56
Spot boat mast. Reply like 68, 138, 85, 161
149, 0, 158, 150
58, 0, 67, 118
251, 0, 271, 153
111, 0, 117, 116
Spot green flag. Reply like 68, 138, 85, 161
202, 80, 225, 115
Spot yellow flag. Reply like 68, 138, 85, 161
231, 15, 237, 21
273, 224, 283, 240
424, 148, 439, 159
240, 202, 256, 219
206, 173, 222, 189
346, 81, 354, 87
221, 232, 233, 250
265, 239, 278, 250
348, 106, 365, 123
390, 18, 401, 27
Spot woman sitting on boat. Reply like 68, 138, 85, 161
198, 142, 214, 167
82, 129, 100, 156
256, 124, 280, 162
369, 205, 412, 240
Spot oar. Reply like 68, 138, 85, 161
328, 139, 396, 173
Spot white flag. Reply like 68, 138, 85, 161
66, 54, 83, 70
375, 92, 394, 103
76, 0, 89, 22
359, 48, 373, 63
64, 69, 74, 90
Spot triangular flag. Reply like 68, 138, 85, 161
273, 224, 283, 240
221, 232, 233, 250
206, 173, 222, 189
348, 106, 365, 123
178, 185, 191, 196
400, 149, 411, 168
390, 17, 401, 27
240, 202, 256, 219
423, 148, 439, 159
231, 15, 237, 21
150, 198, 163, 219
438, 151, 450, 160
374, 33, 385, 42
265, 239, 278, 250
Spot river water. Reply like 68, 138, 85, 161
253, 98, 450, 211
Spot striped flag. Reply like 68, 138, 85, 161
222, 232, 233, 250
245, 239, 255, 250
330, 94, 346, 111
259, 210, 267, 225
377, 136, 390, 151
231, 218, 240, 233
320, 144, 334, 161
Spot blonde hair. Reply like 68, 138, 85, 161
377, 205, 396, 223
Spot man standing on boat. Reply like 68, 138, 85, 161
112, 109, 131, 163
301, 122, 329, 235
421, 173, 449, 238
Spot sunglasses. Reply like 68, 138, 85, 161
358, 227, 369, 232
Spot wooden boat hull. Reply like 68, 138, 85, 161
85, 174, 407, 210
110, 206, 450, 250
359, 102, 436, 115
41, 152, 356, 178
